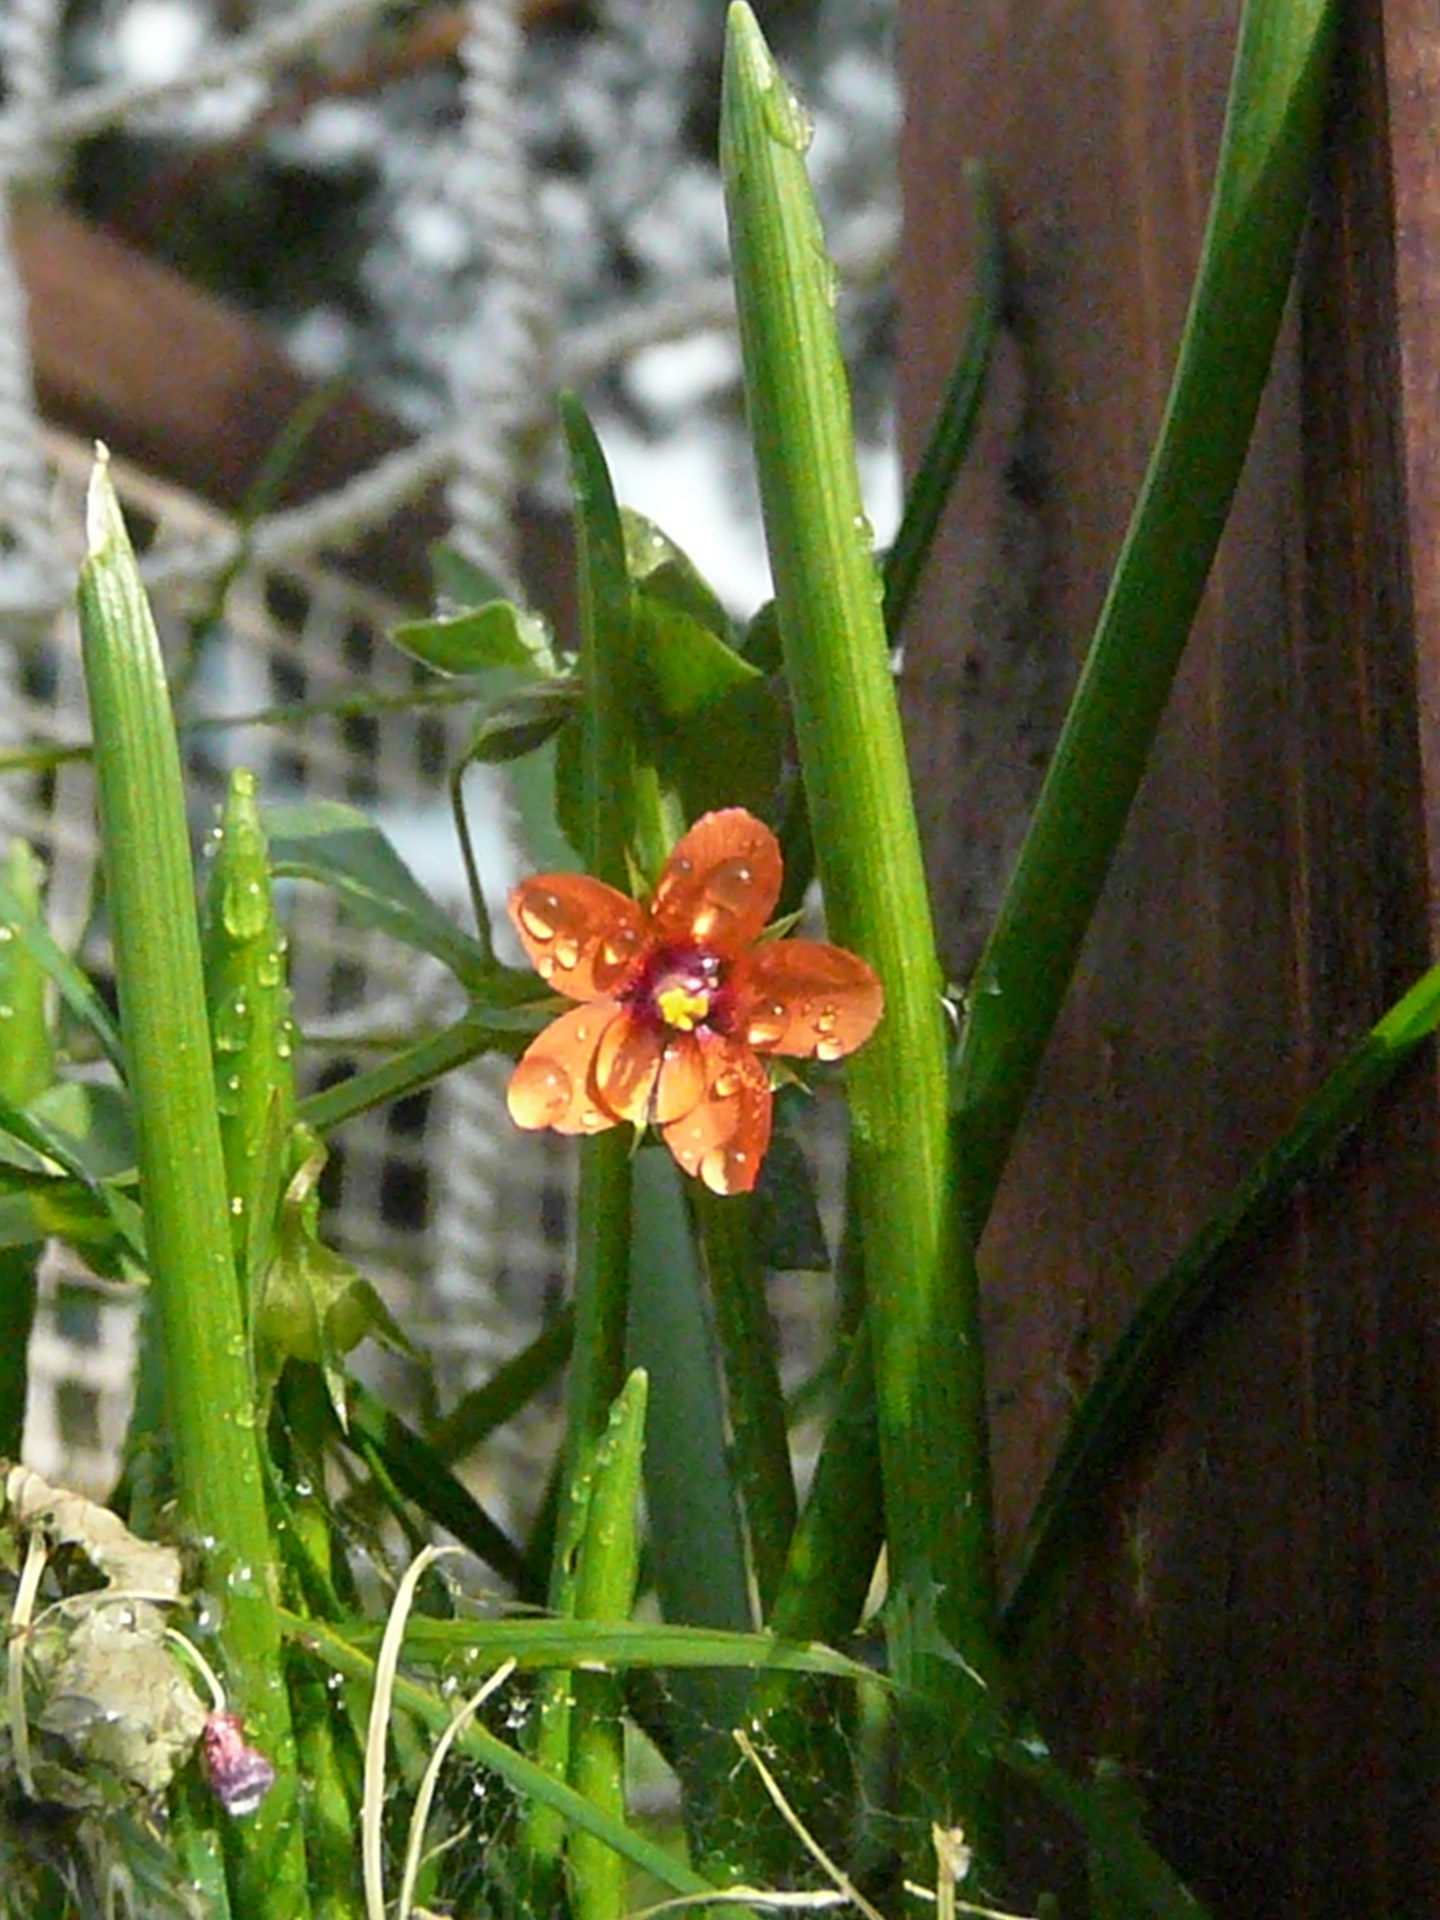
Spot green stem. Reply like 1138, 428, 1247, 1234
568, 1369, 647, 1920
76, 454, 307, 1917
522, 401, 641, 1889
721, 2, 995, 1725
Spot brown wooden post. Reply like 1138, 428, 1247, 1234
898, 2, 1440, 1912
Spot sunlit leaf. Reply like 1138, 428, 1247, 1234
391, 600, 557, 678
622, 507, 736, 644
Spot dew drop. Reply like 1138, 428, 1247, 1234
703, 1142, 750, 1192
598, 928, 641, 984
221, 875, 268, 943
708, 857, 754, 907
553, 935, 581, 970
710, 1066, 742, 1099
815, 1037, 845, 1062
536, 953, 558, 981
508, 1055, 574, 1127
813, 1006, 839, 1036
763, 79, 814, 152
518, 891, 562, 941
746, 1000, 788, 1047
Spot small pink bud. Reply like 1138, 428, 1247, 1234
201, 1710, 276, 1818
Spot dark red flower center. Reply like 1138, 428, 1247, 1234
624, 945, 735, 1036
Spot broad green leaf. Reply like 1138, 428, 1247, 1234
464, 675, 583, 764
391, 599, 557, 678
634, 591, 782, 819
265, 799, 491, 988
429, 541, 509, 611
622, 508, 736, 644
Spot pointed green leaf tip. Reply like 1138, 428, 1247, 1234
725, 2, 773, 100
84, 444, 122, 560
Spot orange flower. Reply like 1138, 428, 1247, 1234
506, 808, 883, 1195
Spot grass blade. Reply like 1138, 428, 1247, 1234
951, 0, 1341, 1228
1003, 961, 1440, 1644
77, 452, 307, 1917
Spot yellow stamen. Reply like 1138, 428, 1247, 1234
656, 984, 710, 1032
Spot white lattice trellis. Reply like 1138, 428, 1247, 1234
0, 0, 892, 1495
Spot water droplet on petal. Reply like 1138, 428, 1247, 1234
710, 1066, 742, 1099
601, 929, 640, 970
815, 1037, 845, 1063
703, 1142, 752, 1193
553, 935, 581, 970
508, 1054, 574, 1128
536, 953, 557, 981
746, 1000, 788, 1048
518, 891, 562, 941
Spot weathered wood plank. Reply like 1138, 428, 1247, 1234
14, 199, 447, 606
898, 1, 1440, 1910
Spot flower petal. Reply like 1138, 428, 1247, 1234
591, 1014, 708, 1126
737, 941, 884, 1060
661, 1036, 772, 1195
509, 875, 645, 1001
647, 809, 782, 955
507, 1003, 624, 1134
